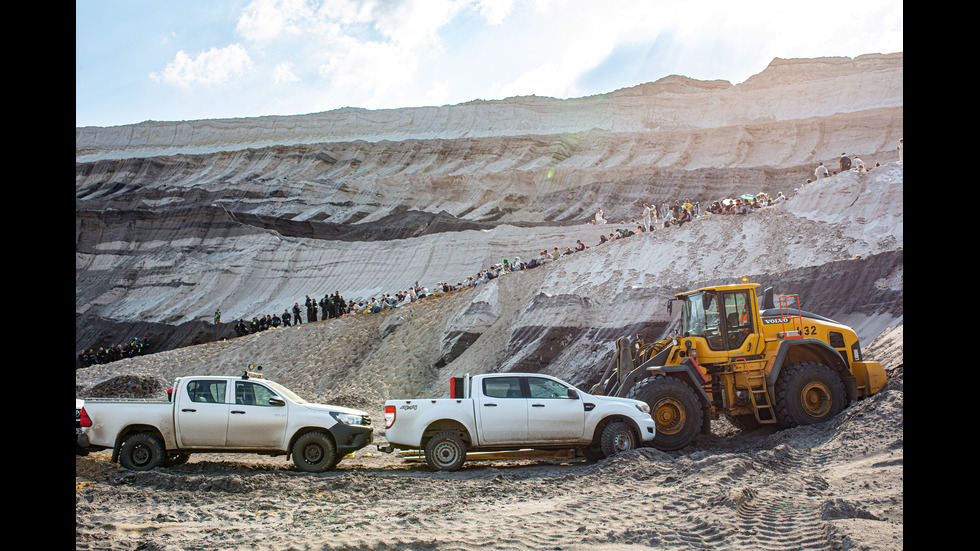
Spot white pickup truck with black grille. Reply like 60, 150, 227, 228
381, 373, 655, 471
80, 371, 372, 472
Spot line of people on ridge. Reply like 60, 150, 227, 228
594, 192, 787, 237
228, 189, 804, 337
78, 337, 151, 368
234, 292, 350, 336
811, 147, 900, 182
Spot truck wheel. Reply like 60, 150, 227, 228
774, 361, 848, 428
292, 431, 338, 473
119, 433, 165, 471
599, 421, 637, 458
626, 376, 703, 451
425, 432, 466, 471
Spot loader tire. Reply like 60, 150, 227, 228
774, 361, 848, 428
626, 376, 703, 451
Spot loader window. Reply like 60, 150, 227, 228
681, 291, 722, 348
722, 291, 754, 350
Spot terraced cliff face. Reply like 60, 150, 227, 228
75, 53, 903, 371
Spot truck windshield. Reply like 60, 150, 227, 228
680, 291, 719, 339
263, 380, 307, 404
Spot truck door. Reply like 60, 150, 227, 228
226, 381, 289, 448
176, 379, 230, 447
526, 376, 585, 441
476, 376, 528, 444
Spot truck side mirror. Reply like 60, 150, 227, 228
268, 397, 285, 407
567, 389, 579, 399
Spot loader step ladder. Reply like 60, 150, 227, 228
734, 358, 777, 424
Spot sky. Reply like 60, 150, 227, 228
76, 0, 903, 128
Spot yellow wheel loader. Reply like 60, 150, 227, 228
590, 283, 887, 450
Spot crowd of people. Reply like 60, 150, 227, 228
225, 187, 800, 337
233, 292, 352, 336
78, 337, 150, 368
811, 151, 893, 182
83, 146, 902, 355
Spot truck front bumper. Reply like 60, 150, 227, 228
332, 424, 373, 455
639, 419, 657, 442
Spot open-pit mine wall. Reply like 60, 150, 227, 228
75, 53, 903, 363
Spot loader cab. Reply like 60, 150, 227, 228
677, 284, 762, 361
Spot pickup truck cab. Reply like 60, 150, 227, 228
382, 373, 656, 471
81, 370, 372, 472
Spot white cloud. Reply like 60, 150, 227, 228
150, 44, 254, 88
236, 0, 320, 42
476, 0, 515, 25
273, 61, 300, 83
318, 39, 418, 96
372, 0, 464, 48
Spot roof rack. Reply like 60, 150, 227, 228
242, 364, 264, 379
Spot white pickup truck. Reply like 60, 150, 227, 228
80, 371, 372, 472
381, 373, 656, 471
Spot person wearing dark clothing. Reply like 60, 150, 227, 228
306, 295, 318, 322
677, 209, 692, 227
332, 292, 346, 317
282, 310, 291, 327
840, 153, 852, 172
293, 303, 302, 324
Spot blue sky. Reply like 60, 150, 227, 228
76, 0, 903, 128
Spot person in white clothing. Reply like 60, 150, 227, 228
814, 162, 829, 179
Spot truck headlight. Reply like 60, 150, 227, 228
331, 411, 369, 426
635, 403, 651, 414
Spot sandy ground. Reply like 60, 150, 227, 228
76, 324, 901, 551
